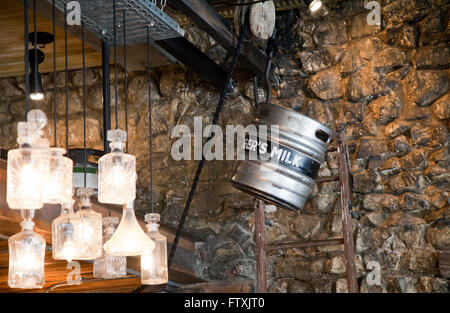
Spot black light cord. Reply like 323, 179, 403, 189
53, 0, 57, 147
113, 0, 119, 130
147, 26, 154, 214
167, 12, 250, 269
33, 0, 37, 109
82, 21, 87, 188
123, 10, 129, 153
64, 3, 69, 151
24, 0, 30, 118
216, 0, 272, 6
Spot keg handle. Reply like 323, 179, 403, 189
265, 29, 277, 103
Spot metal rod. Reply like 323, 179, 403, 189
82, 21, 87, 188
33, 0, 37, 109
64, 3, 69, 151
147, 26, 154, 214
113, 0, 119, 129
255, 199, 267, 293
266, 238, 345, 253
101, 39, 111, 154
24, 0, 30, 118
123, 10, 129, 153
336, 121, 359, 293
53, 0, 57, 147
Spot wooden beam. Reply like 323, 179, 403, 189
167, 0, 274, 82
178, 279, 255, 293
266, 238, 345, 253
255, 199, 267, 293
439, 251, 450, 278
335, 121, 359, 293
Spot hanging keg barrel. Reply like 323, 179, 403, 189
231, 102, 334, 211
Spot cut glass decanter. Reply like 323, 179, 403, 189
8, 210, 46, 289
7, 121, 46, 210
141, 213, 168, 285
93, 217, 127, 279
98, 130, 136, 205
74, 188, 102, 260
52, 199, 81, 262
44, 148, 73, 204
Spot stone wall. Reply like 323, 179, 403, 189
0, 0, 449, 293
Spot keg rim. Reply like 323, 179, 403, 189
260, 102, 335, 141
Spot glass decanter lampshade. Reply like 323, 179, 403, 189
7, 121, 46, 210
141, 213, 168, 285
94, 217, 127, 279
98, 130, 136, 205
74, 188, 102, 260
103, 201, 155, 256
44, 148, 73, 204
8, 210, 46, 289
52, 199, 81, 262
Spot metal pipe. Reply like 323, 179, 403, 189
101, 40, 111, 154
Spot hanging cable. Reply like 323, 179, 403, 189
24, 0, 30, 119
64, 3, 69, 151
113, 0, 119, 129
147, 26, 154, 214
123, 10, 129, 153
168, 12, 250, 268
53, 0, 57, 147
33, 0, 37, 109
82, 21, 87, 188
253, 76, 259, 107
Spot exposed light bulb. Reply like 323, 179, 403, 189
30, 92, 44, 101
141, 254, 153, 271
19, 162, 39, 198
111, 161, 124, 187
61, 238, 76, 262
309, 0, 322, 12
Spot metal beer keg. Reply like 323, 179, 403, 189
231, 102, 334, 211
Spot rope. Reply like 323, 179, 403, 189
167, 13, 250, 268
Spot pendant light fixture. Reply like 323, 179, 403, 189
74, 188, 103, 260
141, 213, 168, 285
8, 210, 46, 289
103, 201, 155, 256
141, 24, 168, 286
98, 129, 136, 204
6, 110, 48, 210
93, 217, 127, 279
52, 199, 81, 262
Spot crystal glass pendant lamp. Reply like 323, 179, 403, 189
98, 130, 136, 205
7, 120, 46, 210
103, 201, 155, 256
52, 199, 81, 262
74, 188, 102, 260
141, 213, 168, 285
8, 210, 46, 289
93, 217, 127, 279
44, 148, 73, 204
